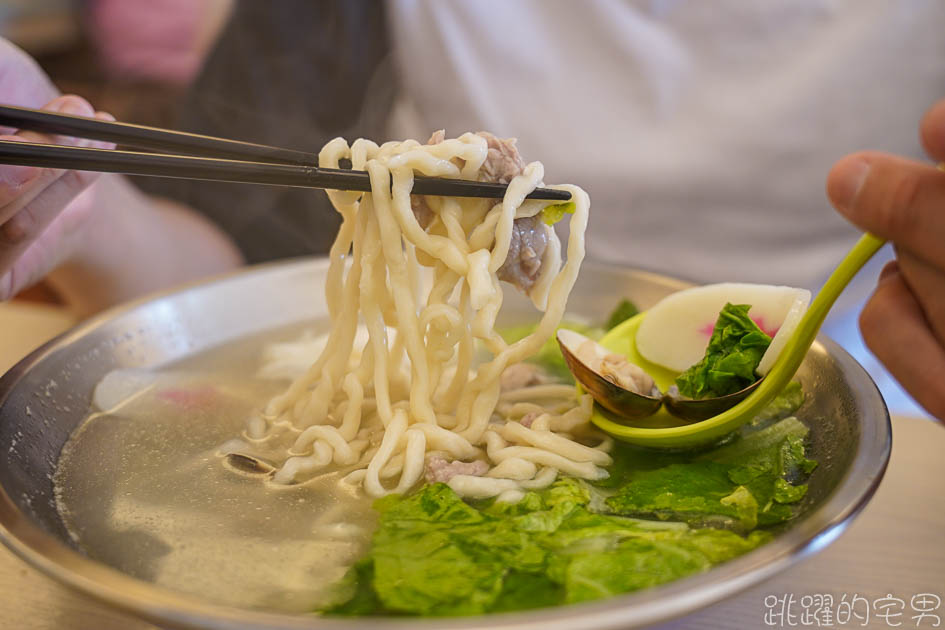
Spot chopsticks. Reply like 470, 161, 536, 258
0, 104, 571, 202
0, 103, 318, 165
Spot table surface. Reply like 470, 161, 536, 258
0, 302, 942, 630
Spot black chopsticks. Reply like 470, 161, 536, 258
0, 103, 318, 165
0, 104, 571, 202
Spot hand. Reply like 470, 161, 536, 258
0, 38, 114, 300
827, 99, 945, 421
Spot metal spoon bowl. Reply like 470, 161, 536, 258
662, 379, 763, 422
558, 328, 763, 424
557, 333, 662, 420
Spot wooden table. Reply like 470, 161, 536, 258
0, 303, 942, 629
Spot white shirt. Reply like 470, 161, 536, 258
388, 0, 943, 288
386, 0, 945, 415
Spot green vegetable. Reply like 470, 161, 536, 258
540, 201, 576, 225
605, 299, 640, 330
773, 478, 808, 504
675, 303, 772, 399
327, 479, 770, 616
499, 321, 603, 381
606, 417, 815, 530
497, 297, 637, 381
752, 381, 806, 424
329, 561, 383, 616
706, 416, 815, 524
604, 461, 760, 531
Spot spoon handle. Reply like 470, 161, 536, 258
745, 233, 886, 418
763, 164, 941, 412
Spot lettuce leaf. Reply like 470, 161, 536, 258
606, 417, 815, 530
498, 321, 603, 381
498, 297, 636, 381
327, 480, 770, 615
675, 303, 772, 399
604, 461, 760, 531
752, 381, 806, 424
605, 299, 640, 330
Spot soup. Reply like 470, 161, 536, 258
54, 318, 815, 616
54, 324, 376, 612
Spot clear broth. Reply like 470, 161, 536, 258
53, 324, 375, 613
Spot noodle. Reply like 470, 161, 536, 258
252, 132, 597, 499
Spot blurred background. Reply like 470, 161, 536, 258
0, 0, 231, 128
0, 0, 231, 365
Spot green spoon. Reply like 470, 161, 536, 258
590, 232, 886, 448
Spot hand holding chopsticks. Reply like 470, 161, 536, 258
0, 96, 118, 300
0, 104, 571, 202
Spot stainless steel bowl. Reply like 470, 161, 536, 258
0, 259, 891, 630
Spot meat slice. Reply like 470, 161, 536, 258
472, 132, 548, 293
477, 131, 525, 184
425, 457, 490, 484
496, 214, 548, 293
519, 412, 540, 428
500, 363, 549, 391
410, 195, 435, 229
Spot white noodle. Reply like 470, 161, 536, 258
253, 133, 597, 498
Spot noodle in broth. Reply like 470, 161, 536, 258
244, 132, 599, 501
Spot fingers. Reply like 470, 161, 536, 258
860, 264, 945, 422
894, 248, 945, 349
827, 151, 945, 269
878, 259, 899, 282
829, 98, 945, 422
919, 99, 945, 163
0, 136, 39, 207
0, 96, 111, 232
0, 95, 109, 219
0, 95, 115, 298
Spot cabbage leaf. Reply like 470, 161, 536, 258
675, 303, 771, 399
606, 417, 815, 530
328, 479, 770, 616
605, 299, 640, 330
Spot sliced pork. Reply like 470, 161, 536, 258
477, 131, 526, 184
425, 457, 490, 484
500, 362, 549, 391
497, 214, 549, 293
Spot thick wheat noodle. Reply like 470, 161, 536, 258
499, 384, 580, 401
531, 394, 596, 433
499, 400, 576, 418
253, 133, 599, 499
486, 457, 537, 480
379, 453, 404, 479
519, 467, 559, 489
495, 422, 612, 466
483, 430, 606, 480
